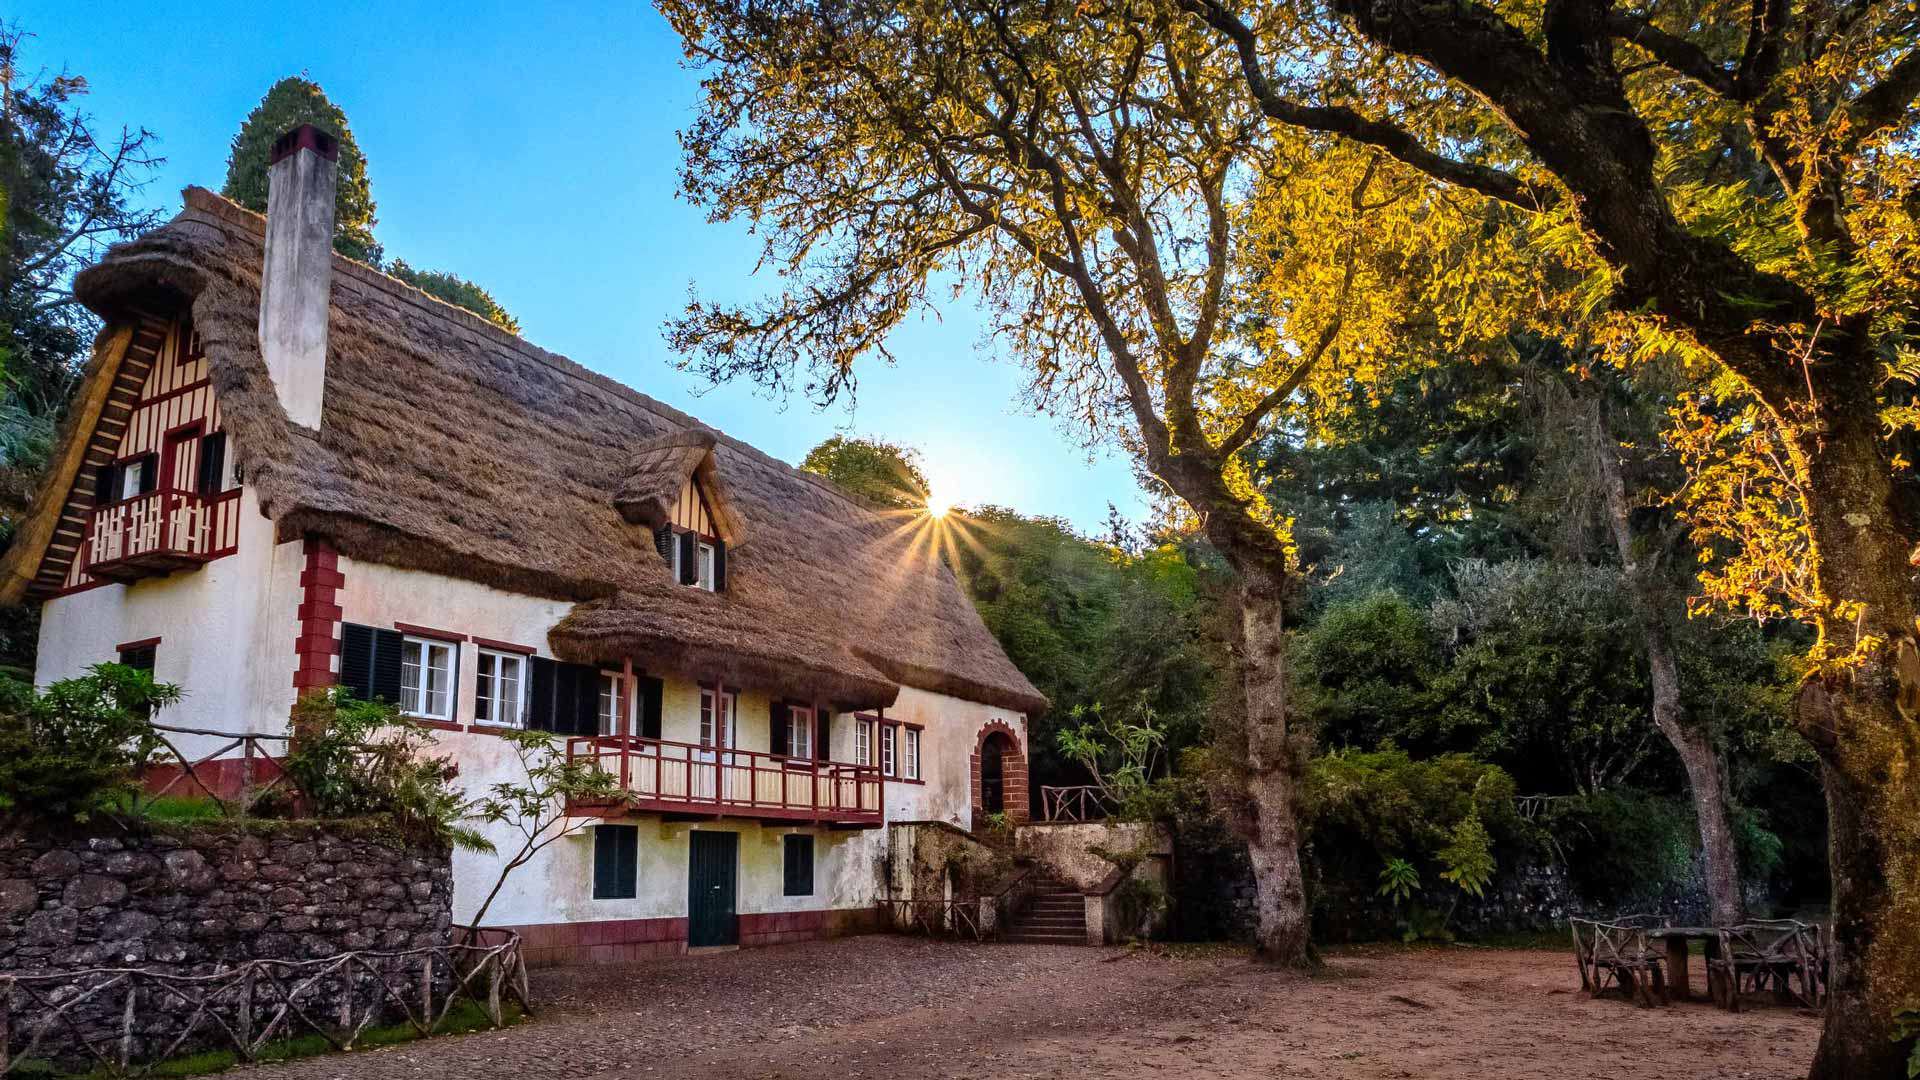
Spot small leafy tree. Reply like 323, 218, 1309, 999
463, 727, 629, 928
1055, 700, 1168, 817
0, 663, 177, 820
799, 435, 930, 511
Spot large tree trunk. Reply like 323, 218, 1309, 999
1795, 413, 1920, 1080
1590, 399, 1745, 925
1236, 559, 1313, 965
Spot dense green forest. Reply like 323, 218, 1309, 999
802, 350, 1825, 929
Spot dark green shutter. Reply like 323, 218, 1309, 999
339, 624, 403, 703
816, 708, 831, 762
770, 701, 790, 757
369, 629, 404, 702
593, 824, 638, 899
783, 835, 814, 896
196, 433, 227, 497
567, 664, 601, 735
638, 676, 664, 739
653, 524, 673, 559
712, 539, 727, 592
528, 656, 558, 731
677, 531, 698, 585
94, 463, 117, 505
135, 453, 158, 495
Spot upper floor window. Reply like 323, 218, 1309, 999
785, 703, 814, 759
474, 648, 526, 727
598, 672, 621, 735
880, 724, 896, 777
904, 728, 921, 781
855, 719, 872, 767
658, 524, 726, 593
400, 636, 456, 721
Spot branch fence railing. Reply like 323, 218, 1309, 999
0, 927, 527, 1077
1038, 785, 1107, 823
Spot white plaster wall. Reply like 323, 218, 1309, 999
332, 556, 577, 727
879, 685, 1027, 831
34, 489, 301, 760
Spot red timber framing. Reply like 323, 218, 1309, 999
566, 676, 884, 827
292, 538, 342, 702
45, 313, 241, 595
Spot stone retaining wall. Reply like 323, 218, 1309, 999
0, 819, 454, 1069
0, 820, 453, 975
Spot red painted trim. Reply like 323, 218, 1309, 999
292, 538, 341, 701
395, 622, 467, 643
157, 420, 204, 494
115, 636, 163, 653
503, 908, 881, 968
134, 378, 214, 409
415, 718, 465, 732
472, 636, 537, 655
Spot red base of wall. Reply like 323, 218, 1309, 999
143, 757, 290, 802
507, 907, 884, 968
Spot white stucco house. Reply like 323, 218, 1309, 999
0, 126, 1043, 965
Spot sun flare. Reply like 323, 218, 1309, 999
924, 493, 954, 519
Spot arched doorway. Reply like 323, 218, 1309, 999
979, 731, 1012, 815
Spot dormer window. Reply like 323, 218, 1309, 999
616, 429, 745, 595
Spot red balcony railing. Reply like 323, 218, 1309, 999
565, 734, 884, 826
86, 488, 231, 583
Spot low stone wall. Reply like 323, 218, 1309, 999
0, 819, 453, 1068
0, 820, 453, 974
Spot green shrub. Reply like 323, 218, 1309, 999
0, 664, 179, 821
1536, 789, 1695, 905
282, 690, 488, 851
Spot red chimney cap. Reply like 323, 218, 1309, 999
269, 124, 340, 166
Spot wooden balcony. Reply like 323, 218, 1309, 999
565, 735, 884, 827
86, 489, 236, 583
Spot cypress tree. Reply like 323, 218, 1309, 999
221, 77, 382, 265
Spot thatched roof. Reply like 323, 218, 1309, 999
11, 188, 1044, 715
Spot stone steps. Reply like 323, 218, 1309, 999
1000, 876, 1090, 946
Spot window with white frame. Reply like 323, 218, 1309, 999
880, 724, 896, 777
473, 649, 526, 727
699, 688, 734, 748
788, 704, 814, 759
904, 727, 921, 780
399, 637, 455, 721
854, 719, 872, 767
598, 673, 621, 735
118, 457, 151, 500
696, 541, 716, 590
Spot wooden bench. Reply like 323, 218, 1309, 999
1571, 916, 1669, 1008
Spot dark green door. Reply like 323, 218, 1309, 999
687, 831, 738, 947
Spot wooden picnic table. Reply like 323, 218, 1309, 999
1646, 926, 1724, 1002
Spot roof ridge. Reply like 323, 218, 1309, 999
178, 187, 882, 519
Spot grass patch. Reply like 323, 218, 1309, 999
10, 1000, 525, 1079
110, 793, 227, 825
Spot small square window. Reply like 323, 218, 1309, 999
783, 834, 815, 896
593, 824, 639, 900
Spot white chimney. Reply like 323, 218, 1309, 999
258, 124, 338, 430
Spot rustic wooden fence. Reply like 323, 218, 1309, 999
1039, 785, 1107, 822
878, 897, 988, 941
0, 928, 527, 1077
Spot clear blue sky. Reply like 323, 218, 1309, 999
16, 1, 1146, 534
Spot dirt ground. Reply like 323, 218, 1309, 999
248, 937, 1819, 1080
